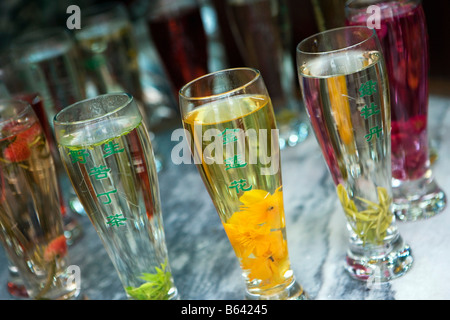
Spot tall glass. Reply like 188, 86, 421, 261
146, 0, 209, 108
225, 0, 309, 148
11, 28, 88, 216
297, 26, 413, 282
179, 68, 307, 300
54, 93, 178, 300
6, 258, 28, 298
346, 0, 446, 221
0, 50, 84, 234
12, 28, 86, 120
0, 57, 83, 293
0, 99, 78, 299
75, 3, 145, 105
13, 93, 83, 245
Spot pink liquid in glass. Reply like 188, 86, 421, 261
347, 1, 429, 181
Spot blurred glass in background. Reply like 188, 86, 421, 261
224, 0, 309, 148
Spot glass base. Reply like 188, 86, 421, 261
7, 265, 81, 300
7, 281, 29, 298
167, 286, 179, 300
126, 286, 179, 301
245, 278, 308, 300
7, 265, 29, 299
392, 175, 447, 221
54, 287, 81, 300
346, 234, 413, 282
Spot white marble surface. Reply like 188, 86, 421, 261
1, 95, 450, 300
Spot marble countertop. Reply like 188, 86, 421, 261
1, 94, 450, 301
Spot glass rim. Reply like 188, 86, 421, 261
53, 92, 133, 126
14, 27, 71, 46
296, 26, 377, 56
0, 98, 32, 126
12, 27, 73, 59
178, 67, 261, 102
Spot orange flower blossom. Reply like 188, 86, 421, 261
223, 187, 289, 284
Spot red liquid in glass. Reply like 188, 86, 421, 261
347, 2, 429, 180
147, 5, 208, 100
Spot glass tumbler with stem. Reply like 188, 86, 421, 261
297, 26, 413, 282
53, 93, 178, 300
179, 67, 307, 300
0, 99, 79, 300
345, 0, 446, 221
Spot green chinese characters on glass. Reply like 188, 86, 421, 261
225, 154, 247, 170
229, 179, 252, 193
68, 140, 126, 228
359, 79, 377, 97
222, 128, 253, 195
359, 80, 382, 142
220, 128, 240, 145
69, 149, 90, 164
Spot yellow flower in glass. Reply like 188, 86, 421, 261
223, 187, 290, 288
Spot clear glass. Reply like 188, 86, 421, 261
12, 28, 86, 118
16, 93, 83, 244
0, 57, 84, 291
179, 67, 307, 300
6, 258, 29, 299
11, 28, 88, 216
0, 99, 79, 299
297, 26, 413, 282
75, 3, 145, 107
53, 93, 178, 300
225, 0, 309, 148
345, 0, 446, 221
